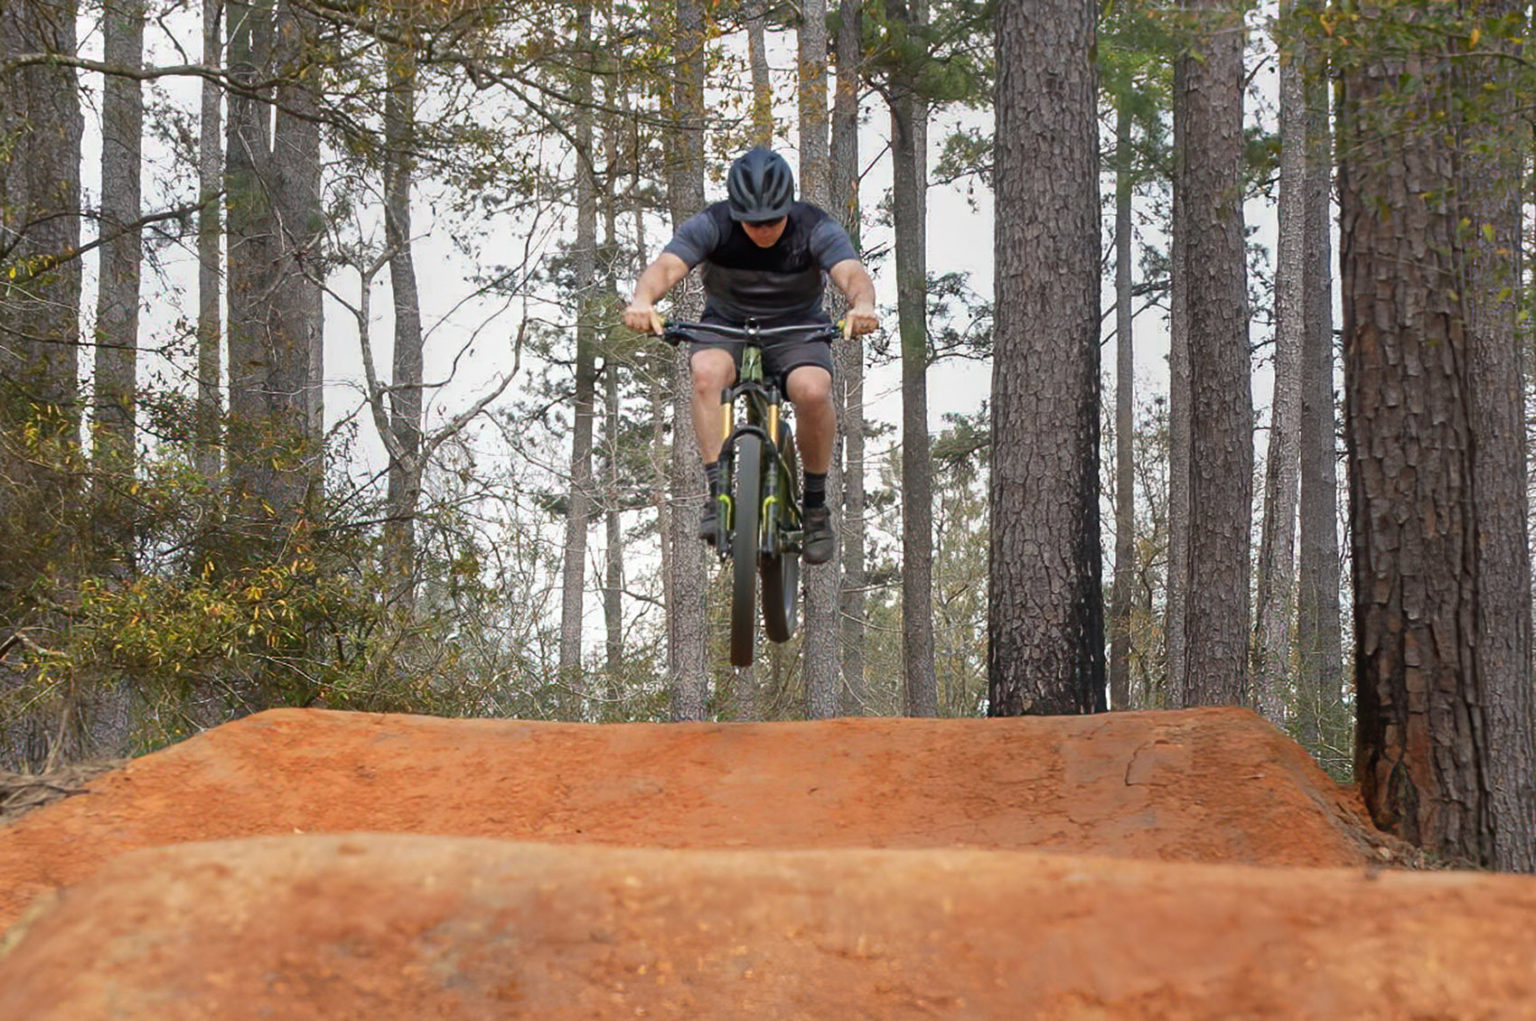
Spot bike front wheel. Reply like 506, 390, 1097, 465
729, 433, 764, 667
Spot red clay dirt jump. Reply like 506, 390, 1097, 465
1, 707, 1534, 1018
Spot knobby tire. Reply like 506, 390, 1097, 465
730, 433, 764, 667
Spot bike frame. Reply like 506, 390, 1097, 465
723, 346, 796, 559
663, 320, 838, 560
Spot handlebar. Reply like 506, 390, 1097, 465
659, 320, 843, 345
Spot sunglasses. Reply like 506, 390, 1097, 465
744, 217, 786, 229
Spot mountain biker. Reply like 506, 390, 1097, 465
624, 146, 879, 566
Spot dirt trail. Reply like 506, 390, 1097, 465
4, 835, 1535, 1021
0, 706, 1371, 928
1, 706, 1532, 1019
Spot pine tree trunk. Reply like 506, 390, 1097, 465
1254, 0, 1306, 726
196, 0, 223, 484
1455, 2, 1536, 872
651, 382, 673, 656
1176, 0, 1251, 707
602, 104, 625, 702
1164, 60, 1190, 710
1338, 4, 1524, 866
798, 0, 840, 719
271, 0, 323, 501
0, 0, 83, 763
0, 0, 83, 487
746, 5, 773, 146
803, 413, 843, 713
667, 0, 710, 720
1341, 14, 1471, 856
91, 0, 148, 749
225, 0, 276, 541
798, 0, 830, 206
604, 361, 624, 687
988, 0, 1104, 717
885, 0, 935, 717
892, 95, 934, 718
558, 4, 599, 718
226, 0, 319, 545
93, 0, 144, 568
1294, 0, 1341, 757
1108, 102, 1135, 712
832, 0, 865, 713
382, 41, 423, 607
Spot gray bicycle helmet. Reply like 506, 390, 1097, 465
726, 147, 795, 222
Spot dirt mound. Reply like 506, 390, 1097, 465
4, 834, 1535, 1020
0, 707, 1373, 932
5, 706, 1528, 1019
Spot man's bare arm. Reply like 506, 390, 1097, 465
624, 253, 691, 334
828, 258, 879, 336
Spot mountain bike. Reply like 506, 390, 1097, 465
662, 319, 840, 667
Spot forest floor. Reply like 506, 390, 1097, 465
1, 707, 1534, 1018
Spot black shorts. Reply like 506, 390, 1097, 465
687, 327, 835, 392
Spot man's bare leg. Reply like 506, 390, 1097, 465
690, 348, 738, 463
785, 365, 835, 474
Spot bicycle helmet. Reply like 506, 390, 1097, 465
726, 147, 795, 222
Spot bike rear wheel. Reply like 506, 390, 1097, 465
761, 422, 800, 644
729, 433, 764, 667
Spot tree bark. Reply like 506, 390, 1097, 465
603, 100, 625, 702
746, 5, 773, 146
1294, 0, 1341, 756
1455, 0, 1536, 872
1165, 60, 1190, 710
1253, 0, 1306, 725
558, 3, 599, 717
271, 0, 323, 494
833, 0, 865, 713
667, 0, 710, 720
1108, 102, 1135, 712
604, 359, 624, 687
1338, 2, 1534, 868
382, 39, 423, 606
225, 0, 320, 546
798, 0, 830, 207
93, 0, 144, 568
0, 0, 83, 441
1341, 41, 1475, 859
802, 409, 843, 711
885, 0, 935, 717
196, 0, 223, 484
988, 0, 1104, 717
0, 0, 83, 763
651, 378, 673, 660
799, 0, 840, 719
1176, 0, 1251, 707
224, 0, 275, 543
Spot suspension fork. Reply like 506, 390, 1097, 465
760, 386, 783, 556
717, 388, 736, 538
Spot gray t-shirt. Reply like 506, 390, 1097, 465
662, 201, 859, 325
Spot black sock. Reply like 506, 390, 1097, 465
704, 460, 721, 497
804, 471, 827, 510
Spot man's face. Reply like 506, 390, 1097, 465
741, 217, 788, 248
